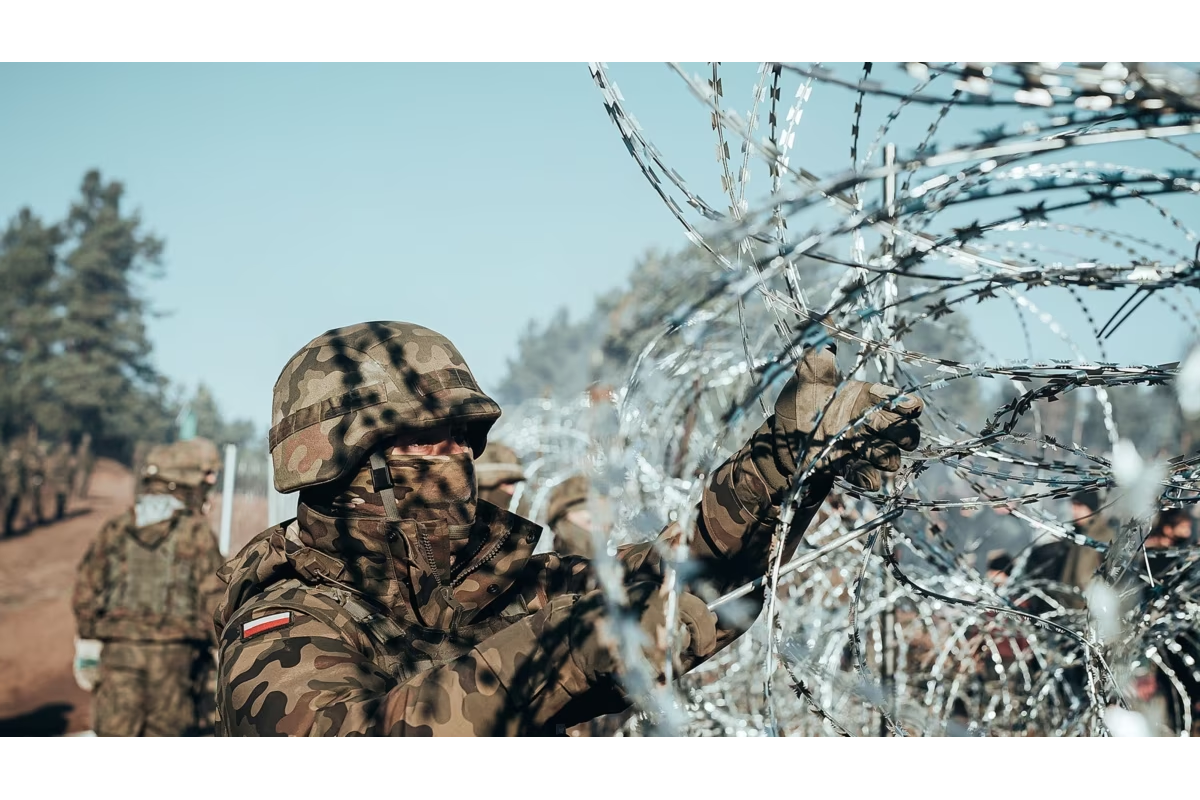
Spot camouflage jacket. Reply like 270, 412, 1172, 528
2, 448, 25, 496
0, 447, 21, 500
73, 505, 226, 644
213, 436, 826, 736
45, 445, 77, 487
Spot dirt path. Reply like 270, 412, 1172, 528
0, 459, 266, 736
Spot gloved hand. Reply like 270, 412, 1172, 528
73, 638, 103, 692
761, 345, 923, 493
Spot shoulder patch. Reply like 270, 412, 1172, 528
242, 611, 293, 639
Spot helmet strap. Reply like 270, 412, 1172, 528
368, 452, 402, 522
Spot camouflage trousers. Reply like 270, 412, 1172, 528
92, 641, 206, 737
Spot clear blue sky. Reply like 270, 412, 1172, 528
1, 63, 1196, 431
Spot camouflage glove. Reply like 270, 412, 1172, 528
754, 345, 923, 494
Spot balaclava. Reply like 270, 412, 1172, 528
311, 448, 479, 576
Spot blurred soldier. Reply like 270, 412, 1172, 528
546, 473, 599, 559
544, 472, 624, 737
171, 438, 227, 736
2, 441, 23, 538
473, 440, 528, 516
23, 431, 48, 526
74, 432, 95, 499
1132, 508, 1199, 734
212, 321, 922, 736
72, 437, 226, 736
46, 440, 77, 521
1025, 489, 1112, 609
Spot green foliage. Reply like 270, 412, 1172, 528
496, 243, 987, 432
0, 170, 257, 466
496, 247, 743, 405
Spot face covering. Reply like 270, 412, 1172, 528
134, 493, 186, 528
380, 452, 478, 528
325, 452, 476, 523
321, 451, 479, 579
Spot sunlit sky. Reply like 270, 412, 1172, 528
2, 62, 1197, 432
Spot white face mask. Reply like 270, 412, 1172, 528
134, 493, 186, 528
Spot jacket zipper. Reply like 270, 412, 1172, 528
416, 530, 448, 587
451, 528, 512, 589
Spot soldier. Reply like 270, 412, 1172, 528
72, 437, 227, 736
1026, 489, 1113, 609
546, 473, 601, 559
473, 440, 528, 516
543, 472, 624, 737
24, 433, 48, 527
213, 321, 922, 736
1, 441, 22, 538
46, 440, 77, 521
74, 432, 95, 499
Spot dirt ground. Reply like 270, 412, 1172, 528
0, 459, 267, 736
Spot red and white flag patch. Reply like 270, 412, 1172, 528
242, 611, 292, 639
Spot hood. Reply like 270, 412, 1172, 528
215, 499, 541, 633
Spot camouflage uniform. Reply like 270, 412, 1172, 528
24, 437, 47, 526
1, 443, 23, 538
214, 322, 922, 736
46, 441, 76, 521
546, 474, 598, 559
474, 441, 530, 517
542, 472, 630, 736
74, 432, 95, 499
72, 438, 226, 736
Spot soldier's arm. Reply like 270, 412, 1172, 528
220, 600, 597, 736
603, 452, 825, 662
72, 520, 118, 639
192, 519, 228, 644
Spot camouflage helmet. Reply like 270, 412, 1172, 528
269, 321, 501, 494
474, 441, 525, 489
547, 473, 590, 527
142, 437, 221, 488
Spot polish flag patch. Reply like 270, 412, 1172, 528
242, 611, 292, 639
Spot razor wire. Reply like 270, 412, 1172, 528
489, 62, 1200, 738
502, 63, 1200, 736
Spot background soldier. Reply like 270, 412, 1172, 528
1, 441, 23, 538
74, 432, 95, 499
546, 473, 600, 559
213, 321, 922, 736
1025, 489, 1113, 609
71, 437, 226, 736
46, 440, 77, 521
23, 431, 48, 527
473, 440, 528, 516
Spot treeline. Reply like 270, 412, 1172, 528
496, 240, 1191, 466
495, 245, 986, 425
0, 170, 259, 465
